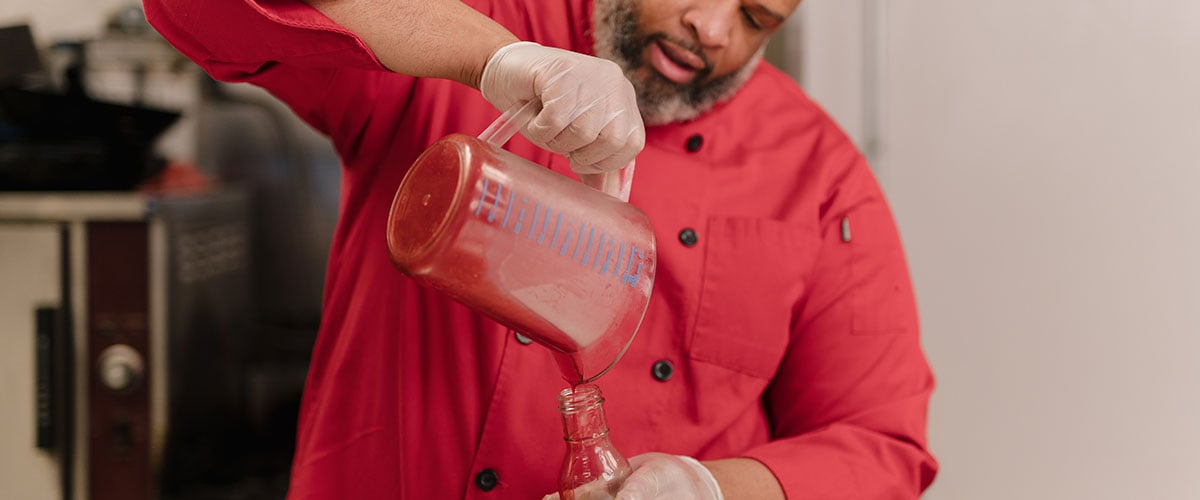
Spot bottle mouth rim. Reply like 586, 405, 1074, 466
557, 383, 604, 412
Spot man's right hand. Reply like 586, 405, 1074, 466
480, 42, 646, 176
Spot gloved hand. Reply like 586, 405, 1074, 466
543, 453, 724, 500
479, 41, 645, 189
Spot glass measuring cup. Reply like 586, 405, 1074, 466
386, 102, 655, 383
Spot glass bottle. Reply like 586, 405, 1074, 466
557, 384, 631, 500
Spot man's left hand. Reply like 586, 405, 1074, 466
542, 452, 724, 500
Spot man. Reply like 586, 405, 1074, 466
145, 0, 938, 498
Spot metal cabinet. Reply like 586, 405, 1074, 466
0, 191, 251, 500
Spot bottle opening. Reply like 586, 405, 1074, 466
557, 384, 611, 442
557, 383, 603, 413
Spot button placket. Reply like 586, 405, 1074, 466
465, 324, 524, 497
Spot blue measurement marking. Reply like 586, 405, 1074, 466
499, 187, 513, 225
549, 212, 562, 248
613, 241, 624, 278
559, 223, 574, 256
538, 207, 551, 245
573, 223, 588, 261
514, 197, 529, 234
575, 224, 587, 264
528, 202, 540, 240
501, 188, 515, 228
593, 232, 607, 270
622, 245, 644, 287
474, 176, 646, 288
600, 236, 615, 274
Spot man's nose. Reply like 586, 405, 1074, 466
681, 0, 735, 49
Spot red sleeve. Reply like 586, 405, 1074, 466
143, 0, 397, 140
742, 135, 938, 498
461, 0, 593, 53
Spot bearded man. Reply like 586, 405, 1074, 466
145, 0, 938, 498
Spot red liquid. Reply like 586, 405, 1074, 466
548, 324, 637, 385
388, 134, 653, 384
554, 351, 586, 386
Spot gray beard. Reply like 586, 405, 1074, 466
592, 0, 764, 125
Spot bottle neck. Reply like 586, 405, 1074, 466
558, 384, 611, 442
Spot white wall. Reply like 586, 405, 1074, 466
792, 0, 869, 151
800, 1, 1200, 498
0, 0, 139, 44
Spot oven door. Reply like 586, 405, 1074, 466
0, 222, 73, 500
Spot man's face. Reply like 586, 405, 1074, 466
594, 0, 802, 125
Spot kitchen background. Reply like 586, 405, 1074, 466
2, 1, 1198, 499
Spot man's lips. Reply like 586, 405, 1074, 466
648, 38, 707, 84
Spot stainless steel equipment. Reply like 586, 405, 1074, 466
0, 190, 252, 500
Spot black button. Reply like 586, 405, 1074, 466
651, 360, 674, 381
475, 468, 499, 491
686, 134, 704, 152
514, 332, 533, 345
678, 228, 699, 247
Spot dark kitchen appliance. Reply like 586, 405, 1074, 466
0, 190, 266, 500
0, 24, 180, 191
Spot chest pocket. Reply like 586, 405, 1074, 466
689, 217, 819, 379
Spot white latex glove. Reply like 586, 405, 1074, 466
542, 453, 724, 500
479, 41, 645, 181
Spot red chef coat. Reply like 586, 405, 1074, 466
145, 0, 938, 498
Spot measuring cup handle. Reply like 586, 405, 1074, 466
478, 100, 541, 147
580, 161, 635, 202
480, 101, 637, 202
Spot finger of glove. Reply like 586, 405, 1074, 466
534, 68, 625, 152
528, 53, 637, 149
526, 99, 602, 153
488, 46, 579, 125
567, 124, 642, 174
542, 107, 606, 153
